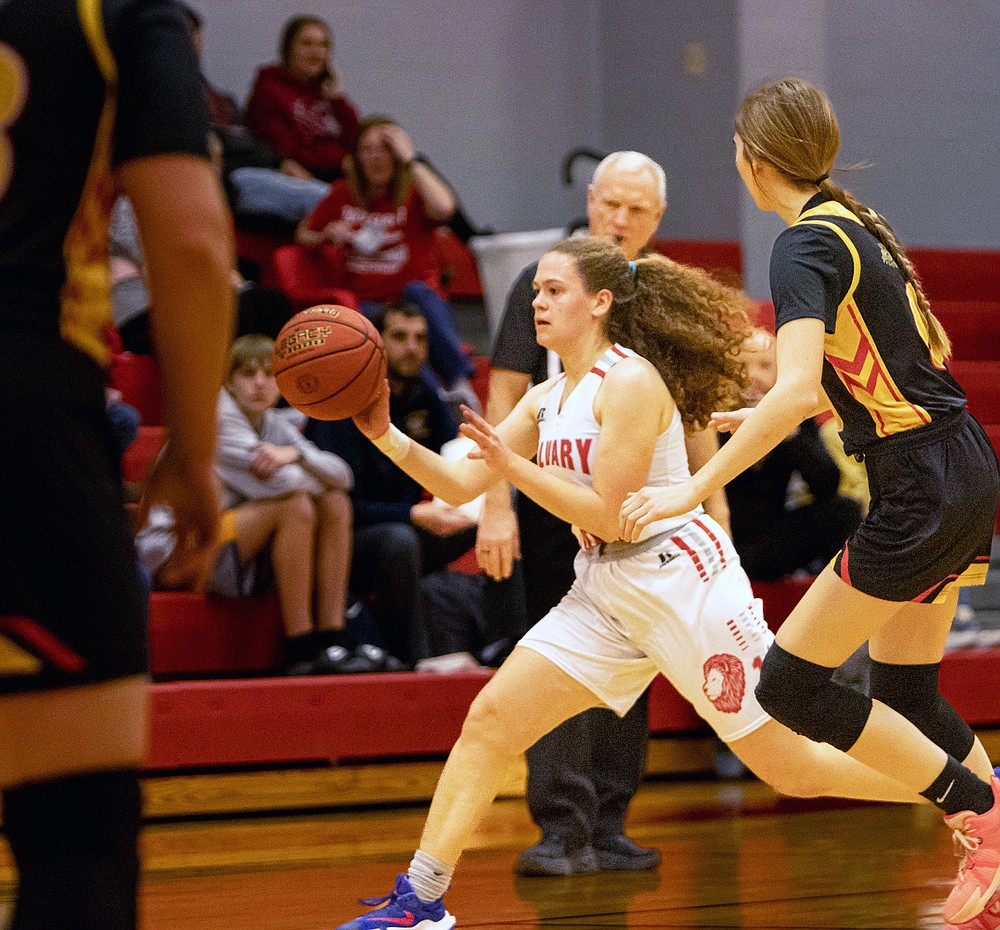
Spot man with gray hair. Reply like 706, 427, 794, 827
477, 151, 729, 875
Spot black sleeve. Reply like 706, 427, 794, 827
490, 262, 545, 376
111, 0, 209, 165
770, 224, 853, 335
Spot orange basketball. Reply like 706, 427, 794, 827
272, 305, 385, 420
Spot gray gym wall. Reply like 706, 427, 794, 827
190, 0, 1000, 293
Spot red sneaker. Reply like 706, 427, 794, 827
944, 776, 1000, 924
945, 888, 1000, 930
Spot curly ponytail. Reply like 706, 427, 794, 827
547, 237, 751, 429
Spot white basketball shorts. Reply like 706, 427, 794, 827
518, 515, 775, 743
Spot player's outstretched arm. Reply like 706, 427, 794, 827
620, 316, 826, 541
464, 359, 665, 543
353, 379, 539, 505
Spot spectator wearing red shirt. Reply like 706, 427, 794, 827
245, 16, 360, 183
296, 116, 478, 408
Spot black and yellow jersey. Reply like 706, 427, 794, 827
770, 193, 965, 455
0, 0, 208, 367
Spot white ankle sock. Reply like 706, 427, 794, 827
408, 848, 452, 903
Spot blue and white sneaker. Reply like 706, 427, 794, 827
337, 874, 455, 930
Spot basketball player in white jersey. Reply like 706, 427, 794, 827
335, 236, 926, 930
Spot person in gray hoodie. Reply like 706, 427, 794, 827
138, 334, 357, 674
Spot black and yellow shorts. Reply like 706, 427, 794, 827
832, 409, 999, 604
0, 337, 148, 693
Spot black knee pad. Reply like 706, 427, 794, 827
870, 659, 975, 761
756, 643, 873, 752
3, 769, 141, 930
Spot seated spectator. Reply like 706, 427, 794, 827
245, 15, 360, 185
724, 329, 863, 580
179, 4, 329, 227
307, 302, 525, 665
412, 568, 527, 672
109, 195, 294, 350
137, 335, 379, 675
295, 116, 479, 409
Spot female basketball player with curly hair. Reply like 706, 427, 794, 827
335, 234, 940, 930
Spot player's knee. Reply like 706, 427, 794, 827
870, 659, 974, 760
756, 643, 872, 752
460, 686, 514, 754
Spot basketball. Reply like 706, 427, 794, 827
272, 305, 385, 420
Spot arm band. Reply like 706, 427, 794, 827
371, 424, 412, 462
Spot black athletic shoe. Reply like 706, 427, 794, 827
593, 835, 661, 872
514, 837, 598, 876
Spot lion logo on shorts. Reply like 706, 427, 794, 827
702, 653, 746, 713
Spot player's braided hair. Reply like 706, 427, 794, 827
546, 237, 750, 429
735, 76, 950, 361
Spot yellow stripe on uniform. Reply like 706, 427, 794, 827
795, 209, 931, 437
0, 636, 42, 676
60, 0, 119, 367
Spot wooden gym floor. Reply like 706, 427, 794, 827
0, 774, 968, 929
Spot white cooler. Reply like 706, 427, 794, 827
469, 228, 565, 341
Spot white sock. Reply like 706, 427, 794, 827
408, 848, 453, 903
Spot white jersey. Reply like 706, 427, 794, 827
535, 343, 702, 547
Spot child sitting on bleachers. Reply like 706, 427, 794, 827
136, 335, 401, 674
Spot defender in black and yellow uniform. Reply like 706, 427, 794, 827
0, 0, 207, 690
771, 196, 997, 605
0, 2, 234, 927
620, 77, 1000, 928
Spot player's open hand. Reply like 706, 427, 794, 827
618, 482, 701, 542
141, 446, 220, 593
352, 376, 391, 440
710, 407, 753, 434
475, 495, 521, 580
459, 405, 515, 475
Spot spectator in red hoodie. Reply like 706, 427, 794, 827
245, 15, 360, 183
295, 116, 480, 410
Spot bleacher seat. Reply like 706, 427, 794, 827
433, 227, 483, 301
234, 225, 295, 282
949, 360, 1000, 426
149, 591, 284, 678
122, 425, 167, 484
653, 239, 743, 287
263, 244, 361, 314
109, 352, 162, 425
934, 300, 1000, 361
910, 247, 1000, 302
